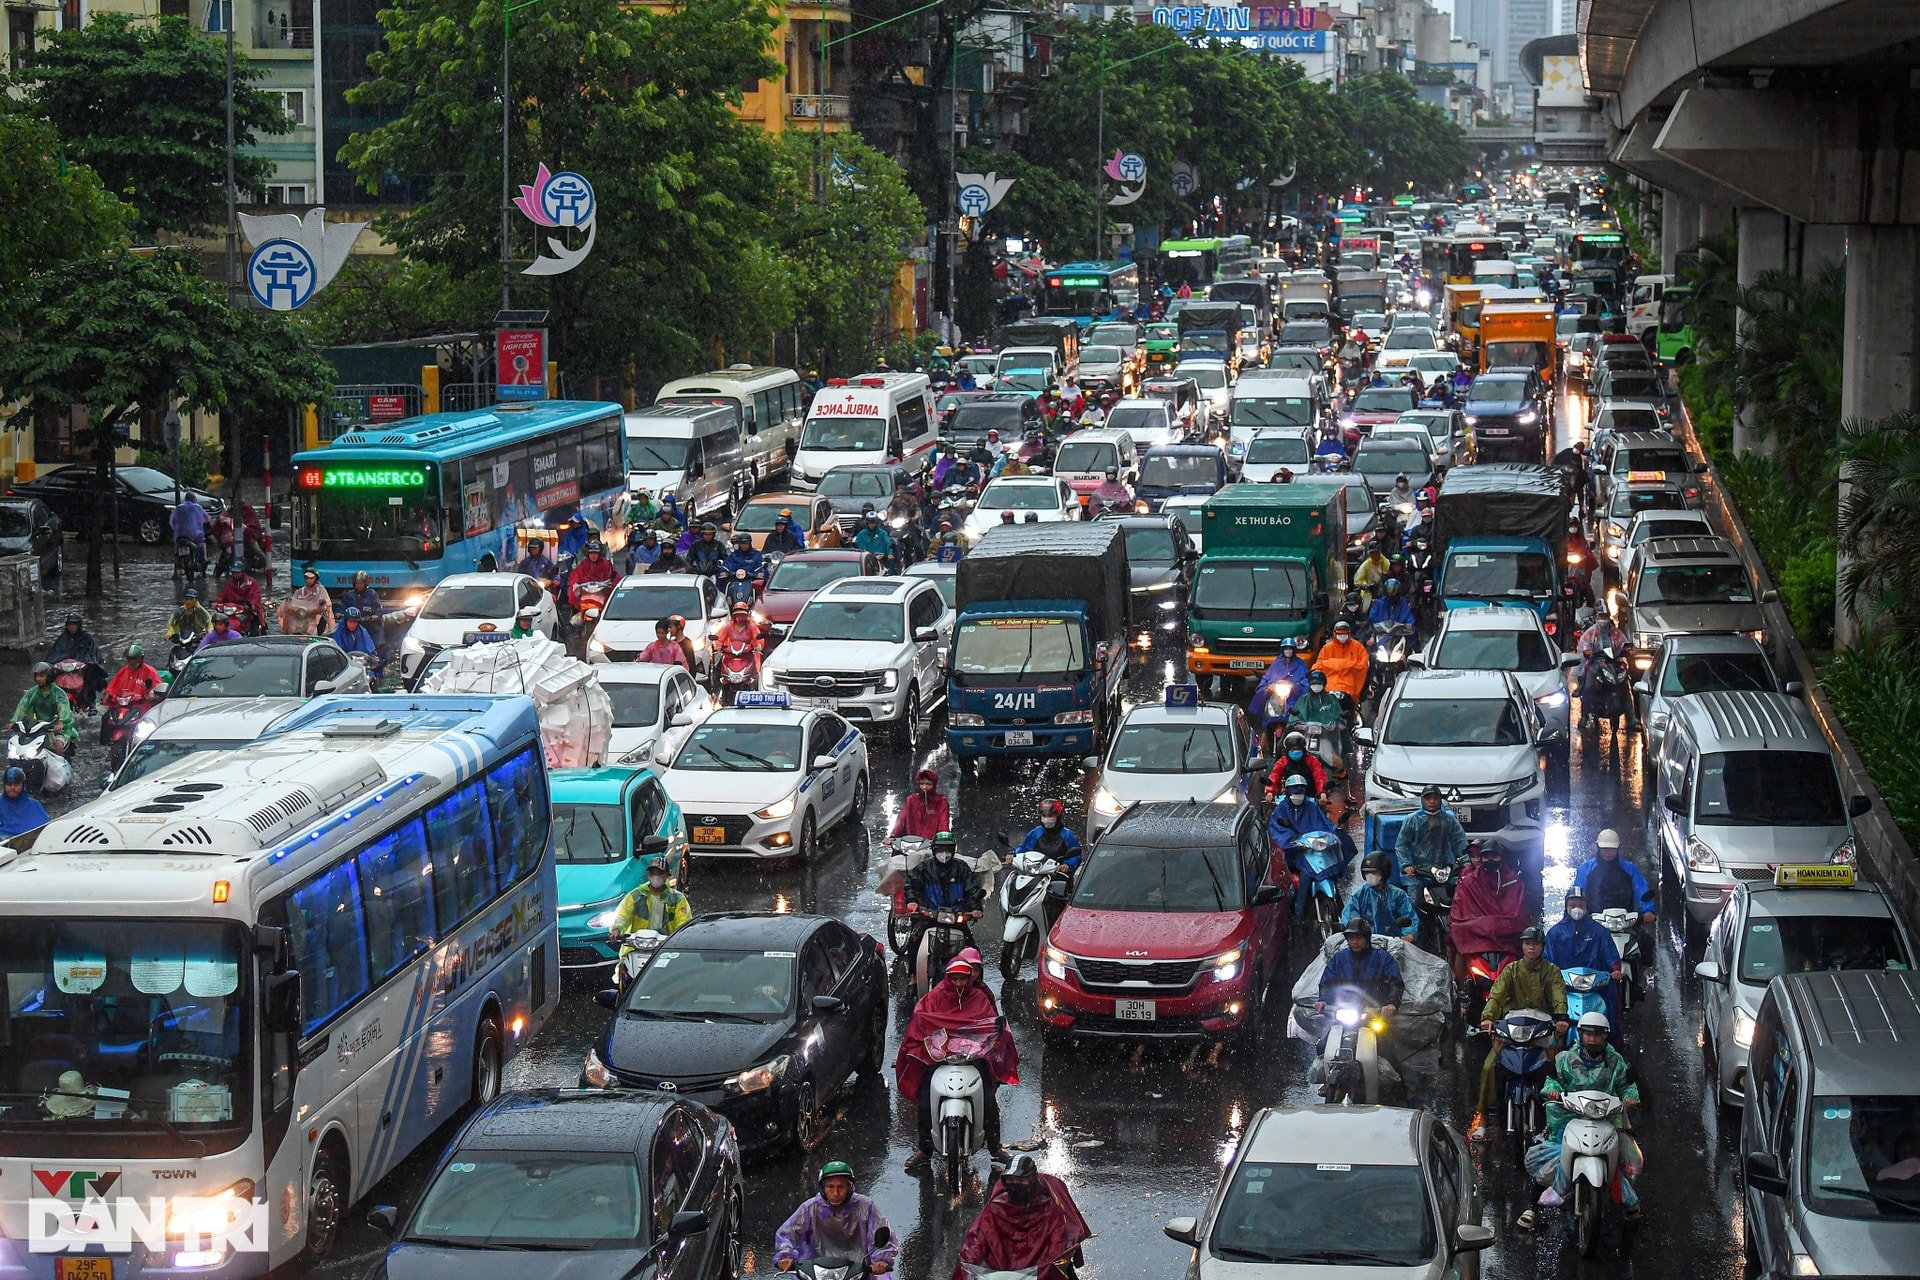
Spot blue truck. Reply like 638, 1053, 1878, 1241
1428, 463, 1576, 640
947, 522, 1131, 762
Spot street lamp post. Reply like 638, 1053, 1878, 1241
224, 1, 236, 303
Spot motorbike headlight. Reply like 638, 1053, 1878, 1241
582, 1045, 615, 1088
876, 669, 899, 693
1734, 1009, 1757, 1049
1091, 785, 1122, 816
1685, 835, 1720, 873
723, 1054, 789, 1095
755, 793, 797, 821
1335, 1006, 1360, 1026
1044, 946, 1071, 981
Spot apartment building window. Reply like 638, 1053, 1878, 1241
8, 9, 35, 69
256, 184, 310, 205
266, 88, 308, 126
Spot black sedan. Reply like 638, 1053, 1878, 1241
12, 464, 224, 545
1461, 370, 1552, 462
1098, 513, 1196, 626
582, 912, 889, 1152
0, 498, 62, 577
367, 1089, 741, 1280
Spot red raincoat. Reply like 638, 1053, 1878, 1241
954, 1174, 1091, 1280
1447, 862, 1530, 956
892, 978, 1018, 1105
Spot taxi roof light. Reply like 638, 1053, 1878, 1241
732, 690, 791, 709
1774, 863, 1856, 888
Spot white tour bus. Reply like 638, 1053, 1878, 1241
0, 695, 557, 1273
790, 372, 936, 489
654, 364, 804, 492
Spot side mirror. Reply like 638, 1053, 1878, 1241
1405, 654, 1427, 669
263, 971, 302, 1034
640, 834, 670, 853
1045, 880, 1071, 901
1163, 1216, 1201, 1247
1251, 884, 1284, 906
1081, 756, 1101, 771
1694, 460, 1709, 474
811, 754, 836, 771
667, 1209, 708, 1238
1453, 1223, 1495, 1253
810, 994, 846, 1015
1560, 652, 1581, 668
367, 1206, 399, 1238
914, 627, 938, 643
669, 712, 694, 728
1247, 755, 1273, 777
595, 988, 620, 1010
1849, 794, 1873, 818
996, 830, 1012, 848
311, 679, 337, 694
1632, 680, 1650, 696
1695, 959, 1727, 984
1784, 680, 1805, 696
873, 1225, 891, 1249
1761, 588, 1780, 604
1354, 725, 1375, 745
1746, 1152, 1789, 1198
1663, 794, 1686, 816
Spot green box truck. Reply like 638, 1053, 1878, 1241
1186, 480, 1348, 691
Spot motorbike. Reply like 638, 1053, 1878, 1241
791, 1225, 892, 1280
1582, 645, 1631, 732
1365, 622, 1414, 707
1493, 1008, 1556, 1169
911, 907, 976, 1000
1313, 997, 1387, 1105
923, 1019, 1000, 1192
1403, 861, 1456, 954
1562, 966, 1613, 1042
889, 514, 928, 567
711, 635, 761, 707
173, 536, 207, 580
101, 693, 152, 770
1255, 678, 1295, 756
999, 843, 1068, 981
570, 581, 614, 659
7, 720, 69, 795
1558, 1089, 1633, 1257
50, 658, 99, 714
612, 929, 668, 990
1289, 831, 1347, 943
168, 632, 203, 680
720, 569, 762, 612
222, 603, 263, 639
1293, 716, 1349, 785
1595, 907, 1643, 1010
878, 836, 931, 956
1462, 948, 1515, 1024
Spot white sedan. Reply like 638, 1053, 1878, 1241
1087, 692, 1254, 841
963, 476, 1077, 541
599, 660, 715, 768
659, 695, 869, 862
400, 572, 556, 680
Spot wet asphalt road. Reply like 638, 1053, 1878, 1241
16, 383, 1750, 1280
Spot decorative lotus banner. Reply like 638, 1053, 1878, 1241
1105, 150, 1145, 206
515, 165, 596, 276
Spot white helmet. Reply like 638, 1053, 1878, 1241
1577, 1010, 1611, 1033
1596, 828, 1621, 850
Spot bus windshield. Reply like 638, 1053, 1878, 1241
799, 416, 885, 452
293, 487, 443, 562
0, 919, 252, 1141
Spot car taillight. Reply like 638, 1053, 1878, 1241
1544, 618, 1557, 635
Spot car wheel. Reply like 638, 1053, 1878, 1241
793, 1078, 830, 1151
304, 1146, 346, 1260
136, 516, 165, 546
795, 812, 816, 863
846, 772, 868, 826
901, 687, 923, 748
48, 542, 61, 578
471, 1016, 502, 1110
857, 1009, 888, 1078
721, 1190, 744, 1280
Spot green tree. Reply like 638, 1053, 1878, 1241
294, 256, 498, 348
1837, 413, 1920, 636
770, 132, 921, 374
0, 249, 331, 592
1335, 72, 1474, 197
0, 99, 132, 307
342, 0, 785, 389
16, 14, 289, 236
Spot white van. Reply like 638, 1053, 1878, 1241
655, 364, 804, 490
790, 372, 936, 490
622, 401, 749, 519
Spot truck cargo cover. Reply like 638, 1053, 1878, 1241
1430, 463, 1568, 566
957, 522, 1131, 643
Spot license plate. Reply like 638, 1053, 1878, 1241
797, 697, 838, 711
1229, 659, 1262, 670
1455, 806, 1472, 821
1004, 730, 1034, 747
1115, 999, 1157, 1022
462, 631, 510, 644
57, 1261, 111, 1280
1480, 428, 1510, 437
691, 826, 727, 844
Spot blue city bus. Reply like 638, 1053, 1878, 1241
290, 400, 628, 592
1042, 261, 1142, 327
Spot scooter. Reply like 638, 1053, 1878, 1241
570, 581, 614, 659
1582, 645, 1631, 733
1595, 907, 1642, 1010
999, 844, 1068, 981
911, 907, 976, 1000
1558, 1089, 1632, 1258
173, 536, 207, 580
1493, 1008, 1556, 1170
613, 929, 668, 990
1365, 622, 1414, 708
6, 720, 69, 795
168, 633, 203, 680
1289, 831, 1346, 943
1461, 949, 1514, 1023
1403, 861, 1456, 954
1313, 997, 1387, 1105
101, 693, 152, 771
876, 836, 932, 956
791, 1225, 892, 1280
925, 1020, 998, 1192
1562, 966, 1613, 1043
50, 659, 97, 714
711, 635, 761, 707
1255, 679, 1295, 756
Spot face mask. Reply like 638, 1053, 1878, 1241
935, 849, 954, 864
648, 876, 666, 889
1364, 873, 1384, 888
1568, 906, 1587, 921
1288, 749, 1304, 761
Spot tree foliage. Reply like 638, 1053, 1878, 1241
293, 255, 498, 348
1334, 72, 1475, 198
16, 14, 289, 236
0, 97, 131, 310
0, 249, 331, 590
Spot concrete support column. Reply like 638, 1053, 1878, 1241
1661, 188, 1696, 274
1801, 224, 1848, 277
1836, 226, 1920, 646
1734, 208, 1790, 455
1698, 201, 1732, 243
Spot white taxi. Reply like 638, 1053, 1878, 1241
1086, 688, 1255, 842
600, 660, 715, 768
658, 692, 869, 863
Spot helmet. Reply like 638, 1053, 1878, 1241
646, 856, 671, 875
30, 662, 49, 679
1037, 798, 1065, 822
1104, 466, 1118, 481
64, 613, 81, 626
1024, 512, 1039, 522
731, 532, 751, 545
865, 511, 881, 522
931, 831, 957, 850
1385, 577, 1402, 594
211, 612, 230, 626
1283, 730, 1307, 751
184, 588, 199, 599
1279, 637, 1297, 654
124, 643, 143, 661
344, 607, 362, 619
1002, 1154, 1041, 1182
1283, 773, 1310, 792
1001, 510, 1016, 523
730, 601, 751, 617
1360, 851, 1393, 878
1518, 925, 1547, 944
1342, 916, 1374, 938
668, 614, 687, 629
1564, 884, 1586, 901
1308, 668, 1328, 686
1577, 1010, 1611, 1033
778, 508, 793, 519
1420, 785, 1443, 801
584, 539, 605, 555
701, 521, 718, 534
3, 767, 22, 785
1596, 828, 1621, 849
818, 1161, 855, 1192
1333, 619, 1352, 633
229, 566, 247, 577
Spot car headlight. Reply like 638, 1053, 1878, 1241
1054, 709, 1094, 725
586, 909, 621, 929
755, 793, 797, 821
589, 635, 609, 654
1044, 946, 1071, 981
402, 634, 425, 654
1517, 409, 1538, 424
1685, 835, 1720, 873
877, 669, 899, 692
617, 742, 654, 765
1091, 785, 1122, 816
1790, 1253, 1820, 1276
164, 1181, 256, 1238
950, 712, 983, 727
1733, 1009, 1757, 1049
1463, 414, 1480, 424
1535, 690, 1567, 708
1341, 417, 1357, 428
723, 1054, 790, 1095
1212, 941, 1249, 983
1745, 628, 1767, 645
1831, 836, 1858, 867
582, 1045, 615, 1087
1606, 522, 1626, 540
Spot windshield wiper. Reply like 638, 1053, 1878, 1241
1197, 851, 1229, 912
697, 1011, 771, 1023
687, 751, 741, 772
1213, 1246, 1289, 1263
1818, 1185, 1920, 1215
1271, 1249, 1411, 1265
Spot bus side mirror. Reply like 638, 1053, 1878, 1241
263, 971, 302, 1035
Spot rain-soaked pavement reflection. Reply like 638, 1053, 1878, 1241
17, 389, 1746, 1279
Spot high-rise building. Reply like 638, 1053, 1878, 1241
1501, 0, 1551, 85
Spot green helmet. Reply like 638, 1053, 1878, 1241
818, 1160, 855, 1192
931, 831, 957, 849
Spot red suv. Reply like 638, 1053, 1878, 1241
1038, 800, 1288, 1043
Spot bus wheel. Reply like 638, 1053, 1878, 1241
472, 1016, 502, 1109
304, 1145, 346, 1260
